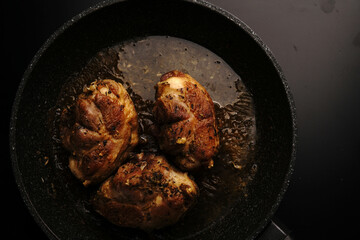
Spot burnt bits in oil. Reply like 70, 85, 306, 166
53, 36, 257, 233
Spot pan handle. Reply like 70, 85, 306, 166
257, 218, 293, 240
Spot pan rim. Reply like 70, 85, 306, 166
9, 0, 297, 239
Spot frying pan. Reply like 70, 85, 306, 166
9, 0, 296, 239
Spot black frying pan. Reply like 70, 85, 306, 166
9, 0, 296, 239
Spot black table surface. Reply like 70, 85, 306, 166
3, 0, 360, 239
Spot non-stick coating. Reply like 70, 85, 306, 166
10, 0, 296, 239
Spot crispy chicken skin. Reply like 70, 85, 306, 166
153, 70, 219, 171
60, 79, 138, 186
92, 153, 199, 230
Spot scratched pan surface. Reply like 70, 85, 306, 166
9, 0, 296, 239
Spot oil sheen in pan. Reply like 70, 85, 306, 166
52, 36, 257, 235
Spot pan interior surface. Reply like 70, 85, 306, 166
53, 35, 257, 239
10, 0, 295, 239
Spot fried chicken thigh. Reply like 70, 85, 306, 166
92, 153, 198, 230
60, 79, 138, 186
153, 70, 219, 171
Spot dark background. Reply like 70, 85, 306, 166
2, 0, 360, 239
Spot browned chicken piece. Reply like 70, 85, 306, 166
60, 79, 138, 186
92, 153, 199, 230
153, 70, 219, 171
